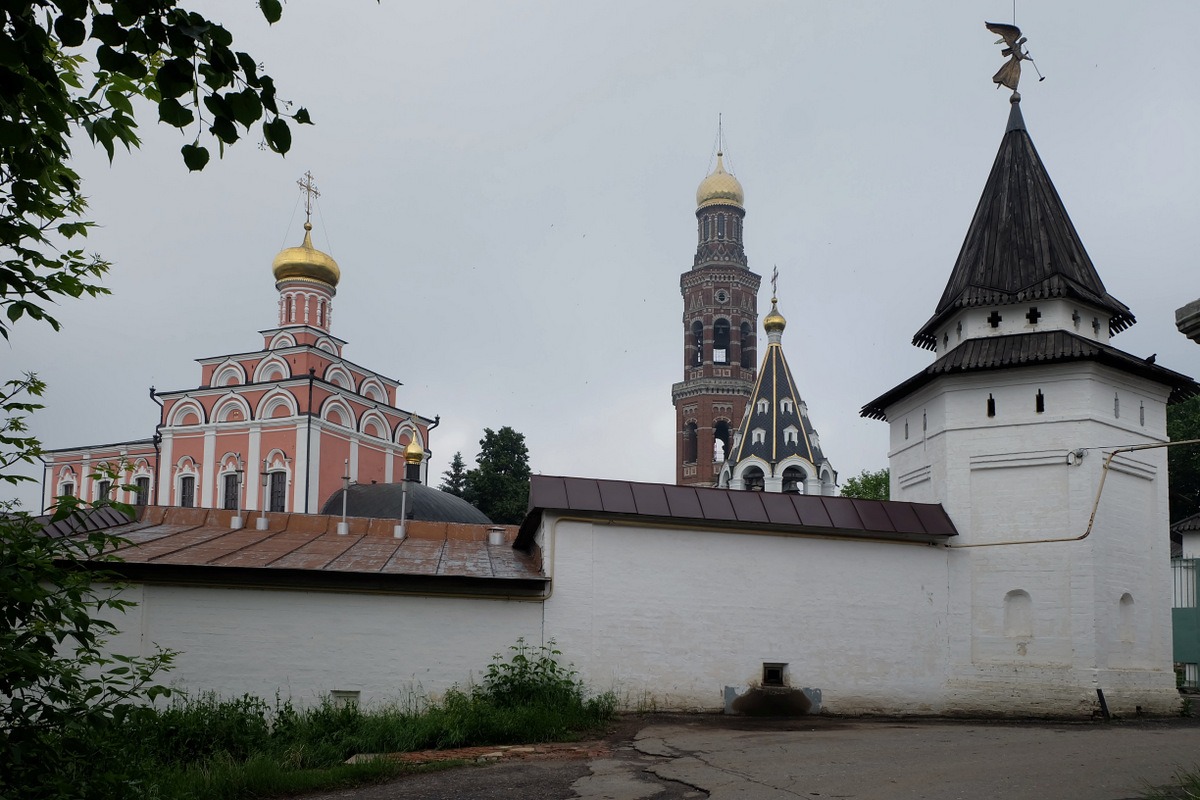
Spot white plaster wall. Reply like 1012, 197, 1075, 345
888, 362, 1178, 715
100, 584, 543, 707
540, 516, 951, 714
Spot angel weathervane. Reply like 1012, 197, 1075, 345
986, 21, 1045, 93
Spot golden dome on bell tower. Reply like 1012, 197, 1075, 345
696, 152, 745, 210
763, 298, 786, 334
272, 222, 341, 290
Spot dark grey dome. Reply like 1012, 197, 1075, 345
321, 482, 491, 525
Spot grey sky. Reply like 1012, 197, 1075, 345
6, 2, 1199, 508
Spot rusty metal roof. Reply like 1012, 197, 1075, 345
862, 330, 1199, 421
53, 507, 545, 596
516, 475, 957, 546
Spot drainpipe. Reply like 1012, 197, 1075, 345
424, 415, 440, 485
149, 386, 164, 505
37, 455, 47, 512
304, 367, 315, 513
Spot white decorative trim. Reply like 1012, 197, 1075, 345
212, 392, 253, 423
969, 450, 1069, 471
360, 410, 389, 439
168, 398, 206, 427
212, 358, 247, 387
254, 355, 291, 383
359, 377, 388, 403
897, 464, 932, 489
256, 388, 299, 420
322, 397, 356, 428
268, 331, 296, 350
324, 364, 355, 390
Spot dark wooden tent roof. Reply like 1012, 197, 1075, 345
912, 98, 1134, 351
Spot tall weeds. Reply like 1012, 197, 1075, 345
127, 638, 615, 799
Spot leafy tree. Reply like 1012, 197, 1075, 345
1, 376, 176, 799
1, 4, 307, 796
464, 427, 531, 524
0, 0, 309, 340
1169, 395, 1200, 524
840, 467, 889, 501
439, 451, 467, 497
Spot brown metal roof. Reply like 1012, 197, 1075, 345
913, 100, 1133, 350
516, 475, 957, 546
862, 330, 1200, 420
50, 507, 545, 596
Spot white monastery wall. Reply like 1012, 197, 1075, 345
538, 516, 951, 714
101, 583, 542, 707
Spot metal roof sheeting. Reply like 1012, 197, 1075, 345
517, 475, 957, 546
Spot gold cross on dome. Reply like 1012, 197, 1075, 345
771, 265, 779, 300
297, 171, 320, 223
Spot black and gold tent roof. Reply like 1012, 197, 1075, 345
730, 322, 825, 469
912, 96, 1134, 351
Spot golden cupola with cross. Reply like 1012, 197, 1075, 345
272, 172, 339, 332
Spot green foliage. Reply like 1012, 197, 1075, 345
439, 451, 467, 497
0, 0, 310, 341
840, 467, 890, 501
1168, 395, 1200, 524
114, 640, 615, 799
464, 426, 532, 524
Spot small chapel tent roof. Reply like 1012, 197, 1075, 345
515, 475, 957, 548
321, 482, 491, 525
912, 96, 1134, 351
860, 330, 1200, 421
44, 506, 543, 596
1174, 513, 1200, 536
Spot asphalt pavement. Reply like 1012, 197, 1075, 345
302, 715, 1200, 800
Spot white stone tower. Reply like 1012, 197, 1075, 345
863, 90, 1198, 714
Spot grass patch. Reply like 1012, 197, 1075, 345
121, 639, 614, 799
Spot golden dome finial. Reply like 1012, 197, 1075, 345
763, 298, 786, 334
404, 439, 424, 465
272, 220, 340, 290
696, 149, 745, 210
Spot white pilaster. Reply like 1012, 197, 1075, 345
201, 428, 216, 508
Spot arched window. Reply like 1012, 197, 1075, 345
1119, 594, 1134, 643
713, 319, 730, 364
703, 217, 710, 241
683, 422, 698, 464
782, 466, 806, 494
714, 420, 730, 462
717, 214, 726, 240
744, 466, 765, 492
179, 475, 195, 508
740, 322, 754, 368
1004, 590, 1032, 638
691, 320, 704, 366
269, 472, 287, 512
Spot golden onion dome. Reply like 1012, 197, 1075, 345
272, 223, 341, 289
763, 298, 786, 334
696, 152, 745, 210
404, 439, 424, 465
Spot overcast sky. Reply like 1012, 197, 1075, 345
6, 2, 1199, 509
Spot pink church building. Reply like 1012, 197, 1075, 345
42, 219, 436, 515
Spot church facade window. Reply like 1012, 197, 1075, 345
223, 473, 240, 510
1004, 590, 1032, 638
179, 476, 195, 508
717, 214, 726, 239
269, 472, 287, 512
756, 399, 769, 415
134, 476, 150, 506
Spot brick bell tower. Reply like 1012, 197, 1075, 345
672, 150, 761, 486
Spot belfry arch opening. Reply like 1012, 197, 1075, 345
714, 420, 731, 462
743, 466, 765, 492
782, 466, 806, 494
740, 322, 754, 368
714, 319, 730, 365
691, 320, 704, 366
683, 422, 698, 464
